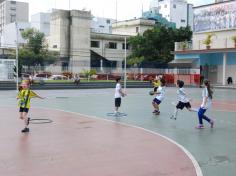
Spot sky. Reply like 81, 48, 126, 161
19, 0, 213, 20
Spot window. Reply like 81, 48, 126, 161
106, 19, 110, 24
173, 4, 176, 8
181, 19, 186, 23
10, 15, 16, 22
53, 45, 57, 48
164, 4, 167, 8
136, 26, 139, 33
91, 41, 100, 48
19, 28, 24, 32
108, 42, 117, 49
99, 25, 105, 28
10, 1, 16, 4
10, 7, 16, 11
122, 43, 130, 50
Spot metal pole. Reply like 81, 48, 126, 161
15, 22, 19, 91
124, 36, 127, 90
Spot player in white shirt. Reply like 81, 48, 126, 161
196, 79, 214, 129
152, 79, 166, 115
114, 78, 126, 115
170, 80, 197, 120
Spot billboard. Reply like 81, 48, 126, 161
194, 1, 236, 32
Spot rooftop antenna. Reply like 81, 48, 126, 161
141, 4, 143, 17
116, 0, 118, 23
69, 0, 71, 10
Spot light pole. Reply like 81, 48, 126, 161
124, 36, 127, 90
15, 22, 19, 91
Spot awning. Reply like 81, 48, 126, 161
168, 59, 198, 68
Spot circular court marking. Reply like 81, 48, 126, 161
106, 112, 127, 117
29, 118, 53, 124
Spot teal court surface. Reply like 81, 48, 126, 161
0, 87, 236, 176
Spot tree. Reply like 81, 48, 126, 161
19, 28, 58, 67
81, 69, 97, 81
129, 25, 192, 65
127, 56, 144, 67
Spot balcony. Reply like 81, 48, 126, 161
175, 37, 236, 52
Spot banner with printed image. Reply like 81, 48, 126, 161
194, 1, 236, 32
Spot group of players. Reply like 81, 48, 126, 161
17, 76, 214, 133
114, 76, 214, 129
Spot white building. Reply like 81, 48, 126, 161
112, 18, 156, 36
150, 0, 193, 29
0, 22, 30, 47
174, 0, 236, 85
31, 12, 51, 36
0, 0, 29, 34
91, 17, 116, 34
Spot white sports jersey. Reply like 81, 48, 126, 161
201, 87, 212, 109
177, 88, 189, 103
115, 83, 122, 98
156, 86, 165, 101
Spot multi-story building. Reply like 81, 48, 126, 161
173, 0, 236, 85
0, 0, 29, 34
112, 18, 156, 36
149, 0, 193, 29
48, 9, 132, 73
91, 17, 116, 34
31, 12, 51, 36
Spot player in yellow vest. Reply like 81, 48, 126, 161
153, 76, 161, 92
17, 80, 44, 133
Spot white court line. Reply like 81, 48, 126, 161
28, 106, 203, 176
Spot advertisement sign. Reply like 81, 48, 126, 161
194, 1, 236, 32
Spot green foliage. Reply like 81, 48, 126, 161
232, 36, 236, 43
180, 41, 188, 50
203, 33, 216, 46
81, 69, 97, 80
129, 25, 192, 64
18, 28, 58, 67
127, 56, 144, 67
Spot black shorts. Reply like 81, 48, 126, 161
176, 101, 191, 110
115, 98, 121, 107
19, 107, 29, 113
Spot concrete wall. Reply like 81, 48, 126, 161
193, 30, 236, 50
70, 10, 92, 72
49, 10, 70, 57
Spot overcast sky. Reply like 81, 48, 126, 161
19, 0, 213, 20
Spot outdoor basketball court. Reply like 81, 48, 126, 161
0, 87, 236, 176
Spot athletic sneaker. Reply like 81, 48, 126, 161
210, 120, 214, 128
21, 128, 30, 133
195, 125, 204, 129
152, 110, 158, 113
170, 115, 177, 120
155, 111, 160, 115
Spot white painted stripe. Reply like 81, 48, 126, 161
32, 106, 203, 176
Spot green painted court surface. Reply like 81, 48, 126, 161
1, 87, 236, 176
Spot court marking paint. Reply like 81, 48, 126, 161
32, 106, 203, 176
